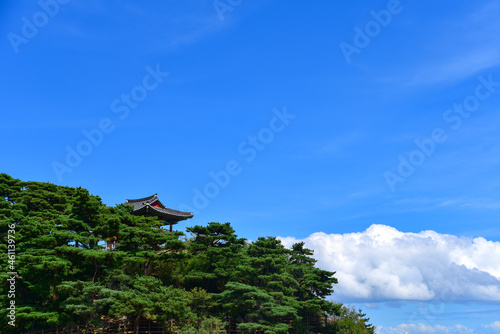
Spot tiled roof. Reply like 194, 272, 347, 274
124, 194, 193, 222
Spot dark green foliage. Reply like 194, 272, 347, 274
0, 174, 375, 334
0, 174, 108, 332
324, 305, 376, 334
184, 222, 246, 293
289, 242, 340, 318
219, 237, 300, 332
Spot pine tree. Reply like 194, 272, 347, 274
218, 237, 300, 333
0, 174, 374, 333
288, 242, 340, 321
184, 222, 246, 293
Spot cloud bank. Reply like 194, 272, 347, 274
378, 323, 474, 334
279, 224, 500, 302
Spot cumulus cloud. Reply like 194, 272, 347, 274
279, 224, 500, 302
378, 323, 474, 334
483, 321, 500, 330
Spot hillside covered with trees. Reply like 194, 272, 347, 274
0, 173, 375, 333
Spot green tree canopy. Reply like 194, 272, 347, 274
0, 173, 375, 334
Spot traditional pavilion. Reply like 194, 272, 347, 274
106, 194, 193, 251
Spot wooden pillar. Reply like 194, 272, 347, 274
169, 224, 173, 232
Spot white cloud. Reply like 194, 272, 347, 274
483, 321, 500, 330
279, 224, 500, 302
378, 323, 474, 334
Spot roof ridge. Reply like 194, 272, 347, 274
124, 194, 193, 221
147, 206, 194, 217
125, 194, 157, 203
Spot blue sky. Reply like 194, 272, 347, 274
2, 0, 500, 332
